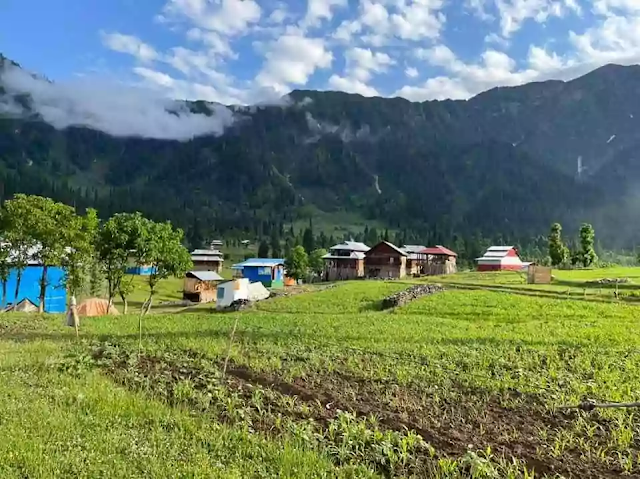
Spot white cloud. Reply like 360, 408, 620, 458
256, 35, 333, 93
302, 0, 348, 29
405, 66, 419, 78
0, 64, 235, 140
101, 32, 160, 63
328, 74, 380, 96
163, 0, 262, 35
345, 47, 394, 81
83, 0, 640, 105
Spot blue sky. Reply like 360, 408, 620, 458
1, 0, 640, 105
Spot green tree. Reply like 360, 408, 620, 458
258, 240, 270, 258
97, 212, 149, 307
270, 229, 282, 258
302, 227, 315, 254
548, 222, 569, 267
61, 208, 99, 303
309, 248, 327, 277
140, 220, 192, 315
579, 223, 597, 268
5, 195, 79, 313
285, 245, 309, 282
1, 198, 37, 302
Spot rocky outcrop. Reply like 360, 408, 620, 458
381, 284, 445, 309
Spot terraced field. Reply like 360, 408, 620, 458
2, 275, 640, 477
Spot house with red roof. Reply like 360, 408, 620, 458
421, 245, 458, 275
476, 246, 523, 271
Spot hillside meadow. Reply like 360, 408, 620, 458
2, 271, 640, 477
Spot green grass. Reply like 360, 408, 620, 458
3, 272, 640, 477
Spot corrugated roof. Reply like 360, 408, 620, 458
191, 255, 224, 262
186, 271, 224, 281
367, 241, 408, 256
401, 245, 427, 253
322, 251, 366, 260
232, 258, 285, 269
476, 246, 518, 261
422, 245, 457, 257
329, 241, 370, 252
191, 249, 223, 256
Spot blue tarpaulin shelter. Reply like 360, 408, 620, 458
3, 266, 67, 313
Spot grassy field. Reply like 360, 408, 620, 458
2, 270, 640, 477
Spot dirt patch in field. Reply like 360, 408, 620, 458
90, 346, 635, 478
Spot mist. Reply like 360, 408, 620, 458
0, 65, 236, 141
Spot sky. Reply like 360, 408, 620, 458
1, 0, 640, 106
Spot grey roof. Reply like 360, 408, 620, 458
191, 249, 223, 256
329, 241, 370, 252
401, 245, 427, 253
186, 271, 224, 281
322, 251, 366, 260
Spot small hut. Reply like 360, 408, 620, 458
232, 259, 285, 288
183, 271, 224, 303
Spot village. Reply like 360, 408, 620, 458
2, 232, 534, 313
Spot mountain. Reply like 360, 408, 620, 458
0, 53, 638, 250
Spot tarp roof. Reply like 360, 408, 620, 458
186, 271, 224, 281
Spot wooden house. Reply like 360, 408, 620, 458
401, 245, 428, 276
364, 241, 408, 279
422, 245, 458, 275
190, 249, 224, 273
322, 241, 370, 281
183, 271, 224, 303
476, 246, 523, 271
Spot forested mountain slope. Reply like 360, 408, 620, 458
0, 53, 637, 248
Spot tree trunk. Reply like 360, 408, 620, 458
14, 270, 22, 304
38, 265, 48, 314
120, 291, 128, 314
1, 281, 6, 308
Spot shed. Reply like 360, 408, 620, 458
421, 245, 458, 275
216, 278, 250, 309
476, 246, 523, 271
183, 270, 224, 303
232, 258, 285, 288
322, 241, 370, 281
190, 249, 224, 273
3, 265, 66, 313
364, 241, 408, 279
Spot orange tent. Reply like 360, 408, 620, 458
76, 298, 120, 317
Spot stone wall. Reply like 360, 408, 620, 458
381, 284, 445, 309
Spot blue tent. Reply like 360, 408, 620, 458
3, 266, 67, 313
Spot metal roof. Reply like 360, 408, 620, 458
322, 251, 366, 260
186, 271, 224, 281
476, 246, 518, 261
329, 241, 370, 252
366, 241, 408, 256
401, 245, 427, 253
422, 245, 457, 257
191, 255, 224, 262
191, 249, 223, 256
232, 258, 285, 269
